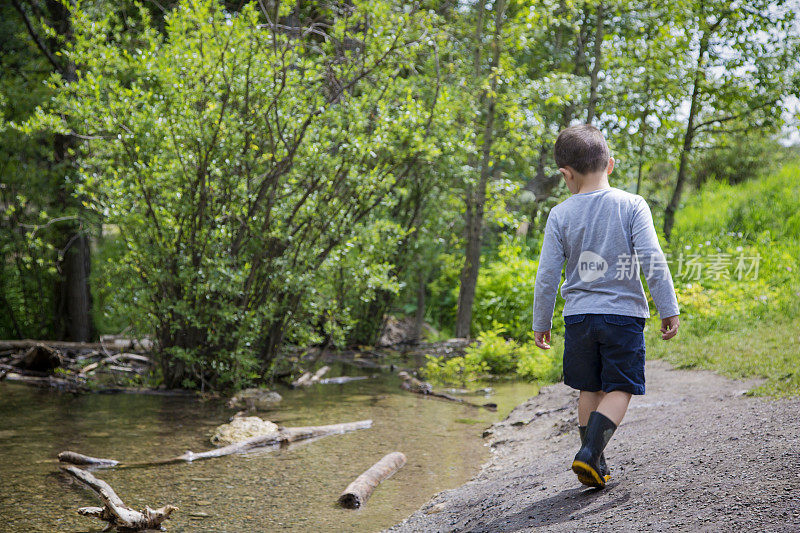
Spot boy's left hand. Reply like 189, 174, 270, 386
534, 330, 551, 350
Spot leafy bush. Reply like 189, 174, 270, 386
464, 329, 517, 374
470, 239, 540, 341
692, 135, 788, 186
421, 354, 490, 389
36, 0, 439, 389
646, 161, 800, 396
515, 341, 563, 383
422, 329, 563, 386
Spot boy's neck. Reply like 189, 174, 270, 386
576, 174, 611, 194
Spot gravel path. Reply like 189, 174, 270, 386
389, 359, 800, 532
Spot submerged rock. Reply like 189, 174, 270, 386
228, 388, 282, 410
211, 416, 280, 446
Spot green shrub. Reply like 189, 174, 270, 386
666, 161, 800, 330
648, 160, 800, 396
464, 329, 517, 374
516, 341, 563, 383
470, 239, 540, 340
421, 354, 490, 388
421, 329, 563, 386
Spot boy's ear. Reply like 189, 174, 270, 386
606, 157, 615, 175
558, 167, 571, 181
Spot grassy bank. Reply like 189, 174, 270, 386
647, 161, 800, 397
646, 316, 800, 397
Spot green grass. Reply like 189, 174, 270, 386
646, 160, 800, 397
646, 317, 800, 397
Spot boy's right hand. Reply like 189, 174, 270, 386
660, 315, 680, 340
534, 330, 551, 350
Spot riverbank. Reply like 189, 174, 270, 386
390, 359, 800, 532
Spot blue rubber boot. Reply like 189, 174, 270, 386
573, 411, 616, 488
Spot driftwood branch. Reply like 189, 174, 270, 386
318, 376, 370, 385
61, 465, 177, 531
398, 372, 497, 411
59, 419, 373, 469
2, 371, 86, 392
80, 353, 152, 376
58, 451, 120, 468
338, 452, 407, 509
291, 365, 330, 387
0, 339, 106, 351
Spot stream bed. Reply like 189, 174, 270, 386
0, 367, 538, 532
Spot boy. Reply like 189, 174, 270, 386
532, 124, 680, 489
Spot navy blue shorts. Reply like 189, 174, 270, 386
563, 313, 646, 395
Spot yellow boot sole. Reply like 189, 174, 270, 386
571, 460, 609, 488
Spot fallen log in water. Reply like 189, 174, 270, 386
318, 375, 370, 385
61, 465, 177, 531
2, 371, 86, 392
291, 365, 331, 387
398, 372, 497, 411
338, 452, 407, 509
58, 419, 373, 469
0, 339, 105, 351
58, 451, 120, 468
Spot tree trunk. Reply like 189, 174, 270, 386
47, 0, 94, 342
455, 0, 506, 339
411, 266, 426, 344
58, 233, 93, 341
586, 1, 604, 124
664, 36, 706, 240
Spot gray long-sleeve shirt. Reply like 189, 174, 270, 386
532, 187, 680, 332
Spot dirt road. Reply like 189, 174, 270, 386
390, 360, 800, 532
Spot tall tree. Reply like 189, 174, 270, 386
455, 0, 508, 339
11, 0, 94, 341
663, 0, 796, 239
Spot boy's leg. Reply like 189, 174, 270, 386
578, 390, 605, 425
596, 390, 632, 426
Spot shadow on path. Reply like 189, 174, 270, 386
465, 484, 631, 532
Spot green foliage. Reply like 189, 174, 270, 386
29, 0, 442, 389
421, 353, 489, 389
0, 2, 63, 339
428, 237, 565, 341
422, 329, 562, 387
515, 340, 563, 384
692, 136, 791, 186
647, 162, 800, 396
666, 162, 800, 330
1, 0, 798, 393
465, 329, 518, 375
471, 238, 540, 341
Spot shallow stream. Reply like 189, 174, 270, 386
0, 367, 537, 532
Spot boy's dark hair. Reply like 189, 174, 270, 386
554, 124, 610, 174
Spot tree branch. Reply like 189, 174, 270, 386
10, 0, 64, 74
